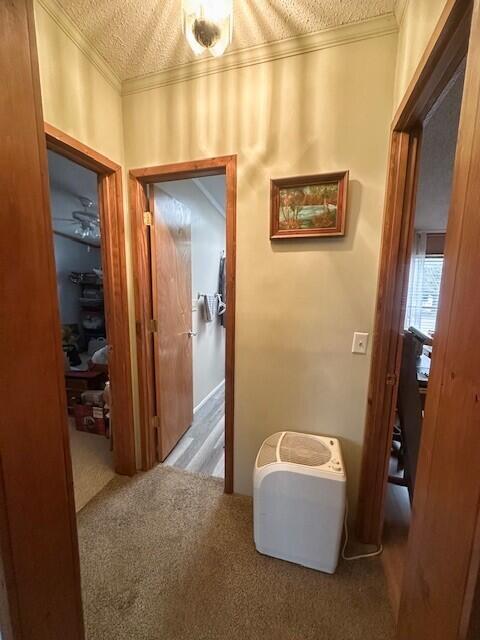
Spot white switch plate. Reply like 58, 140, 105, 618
352, 332, 369, 354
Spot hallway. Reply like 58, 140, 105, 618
164, 383, 225, 478
77, 466, 394, 640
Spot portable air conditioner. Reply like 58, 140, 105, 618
253, 431, 346, 574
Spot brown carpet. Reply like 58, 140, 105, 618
77, 466, 394, 640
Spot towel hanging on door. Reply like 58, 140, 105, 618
201, 294, 216, 322
199, 293, 225, 322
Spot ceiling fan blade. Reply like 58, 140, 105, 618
72, 210, 98, 221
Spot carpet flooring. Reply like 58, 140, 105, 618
77, 466, 394, 640
69, 418, 115, 512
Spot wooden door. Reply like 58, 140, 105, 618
0, 0, 84, 637
150, 185, 193, 460
397, 1, 480, 637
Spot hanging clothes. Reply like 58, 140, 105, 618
218, 253, 226, 327
216, 293, 226, 317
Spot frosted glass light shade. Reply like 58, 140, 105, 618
182, 0, 233, 57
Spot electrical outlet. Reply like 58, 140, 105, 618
352, 332, 369, 354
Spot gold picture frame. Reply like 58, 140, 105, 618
270, 171, 349, 239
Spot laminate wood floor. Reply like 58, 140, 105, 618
382, 459, 411, 618
163, 383, 225, 478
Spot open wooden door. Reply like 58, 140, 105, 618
149, 185, 194, 460
0, 0, 84, 637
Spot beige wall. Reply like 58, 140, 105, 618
123, 34, 397, 508
393, 0, 449, 110
34, 2, 124, 164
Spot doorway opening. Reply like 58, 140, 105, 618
156, 177, 227, 478
381, 62, 466, 613
130, 156, 236, 492
47, 150, 115, 510
45, 124, 136, 492
355, 0, 480, 633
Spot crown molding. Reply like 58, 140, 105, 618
34, 2, 397, 99
35, 0, 122, 93
393, 0, 410, 27
122, 14, 398, 96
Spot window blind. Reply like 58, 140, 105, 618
405, 255, 444, 335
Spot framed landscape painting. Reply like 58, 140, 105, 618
270, 171, 349, 239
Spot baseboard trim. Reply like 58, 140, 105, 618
194, 379, 225, 415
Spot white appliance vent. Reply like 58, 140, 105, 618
256, 432, 282, 468
279, 432, 332, 467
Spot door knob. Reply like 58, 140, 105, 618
187, 331, 197, 337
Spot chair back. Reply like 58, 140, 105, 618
397, 331, 424, 503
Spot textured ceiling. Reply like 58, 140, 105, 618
58, 0, 395, 80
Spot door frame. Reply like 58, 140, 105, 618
45, 123, 136, 476
129, 156, 237, 493
356, 0, 480, 635
356, 0, 473, 546
1, 1, 84, 636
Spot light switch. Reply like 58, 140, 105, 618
352, 332, 369, 354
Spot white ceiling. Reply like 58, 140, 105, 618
194, 175, 225, 214
414, 67, 465, 233
160, 175, 226, 218
55, 0, 395, 80
47, 151, 98, 204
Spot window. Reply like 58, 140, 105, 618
404, 232, 445, 335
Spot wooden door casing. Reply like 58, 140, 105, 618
397, 1, 480, 636
130, 156, 237, 492
357, 0, 473, 547
356, 130, 421, 544
130, 179, 157, 470
151, 186, 194, 460
44, 123, 136, 477
353, 0, 480, 634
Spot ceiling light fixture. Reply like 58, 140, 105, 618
182, 0, 233, 57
